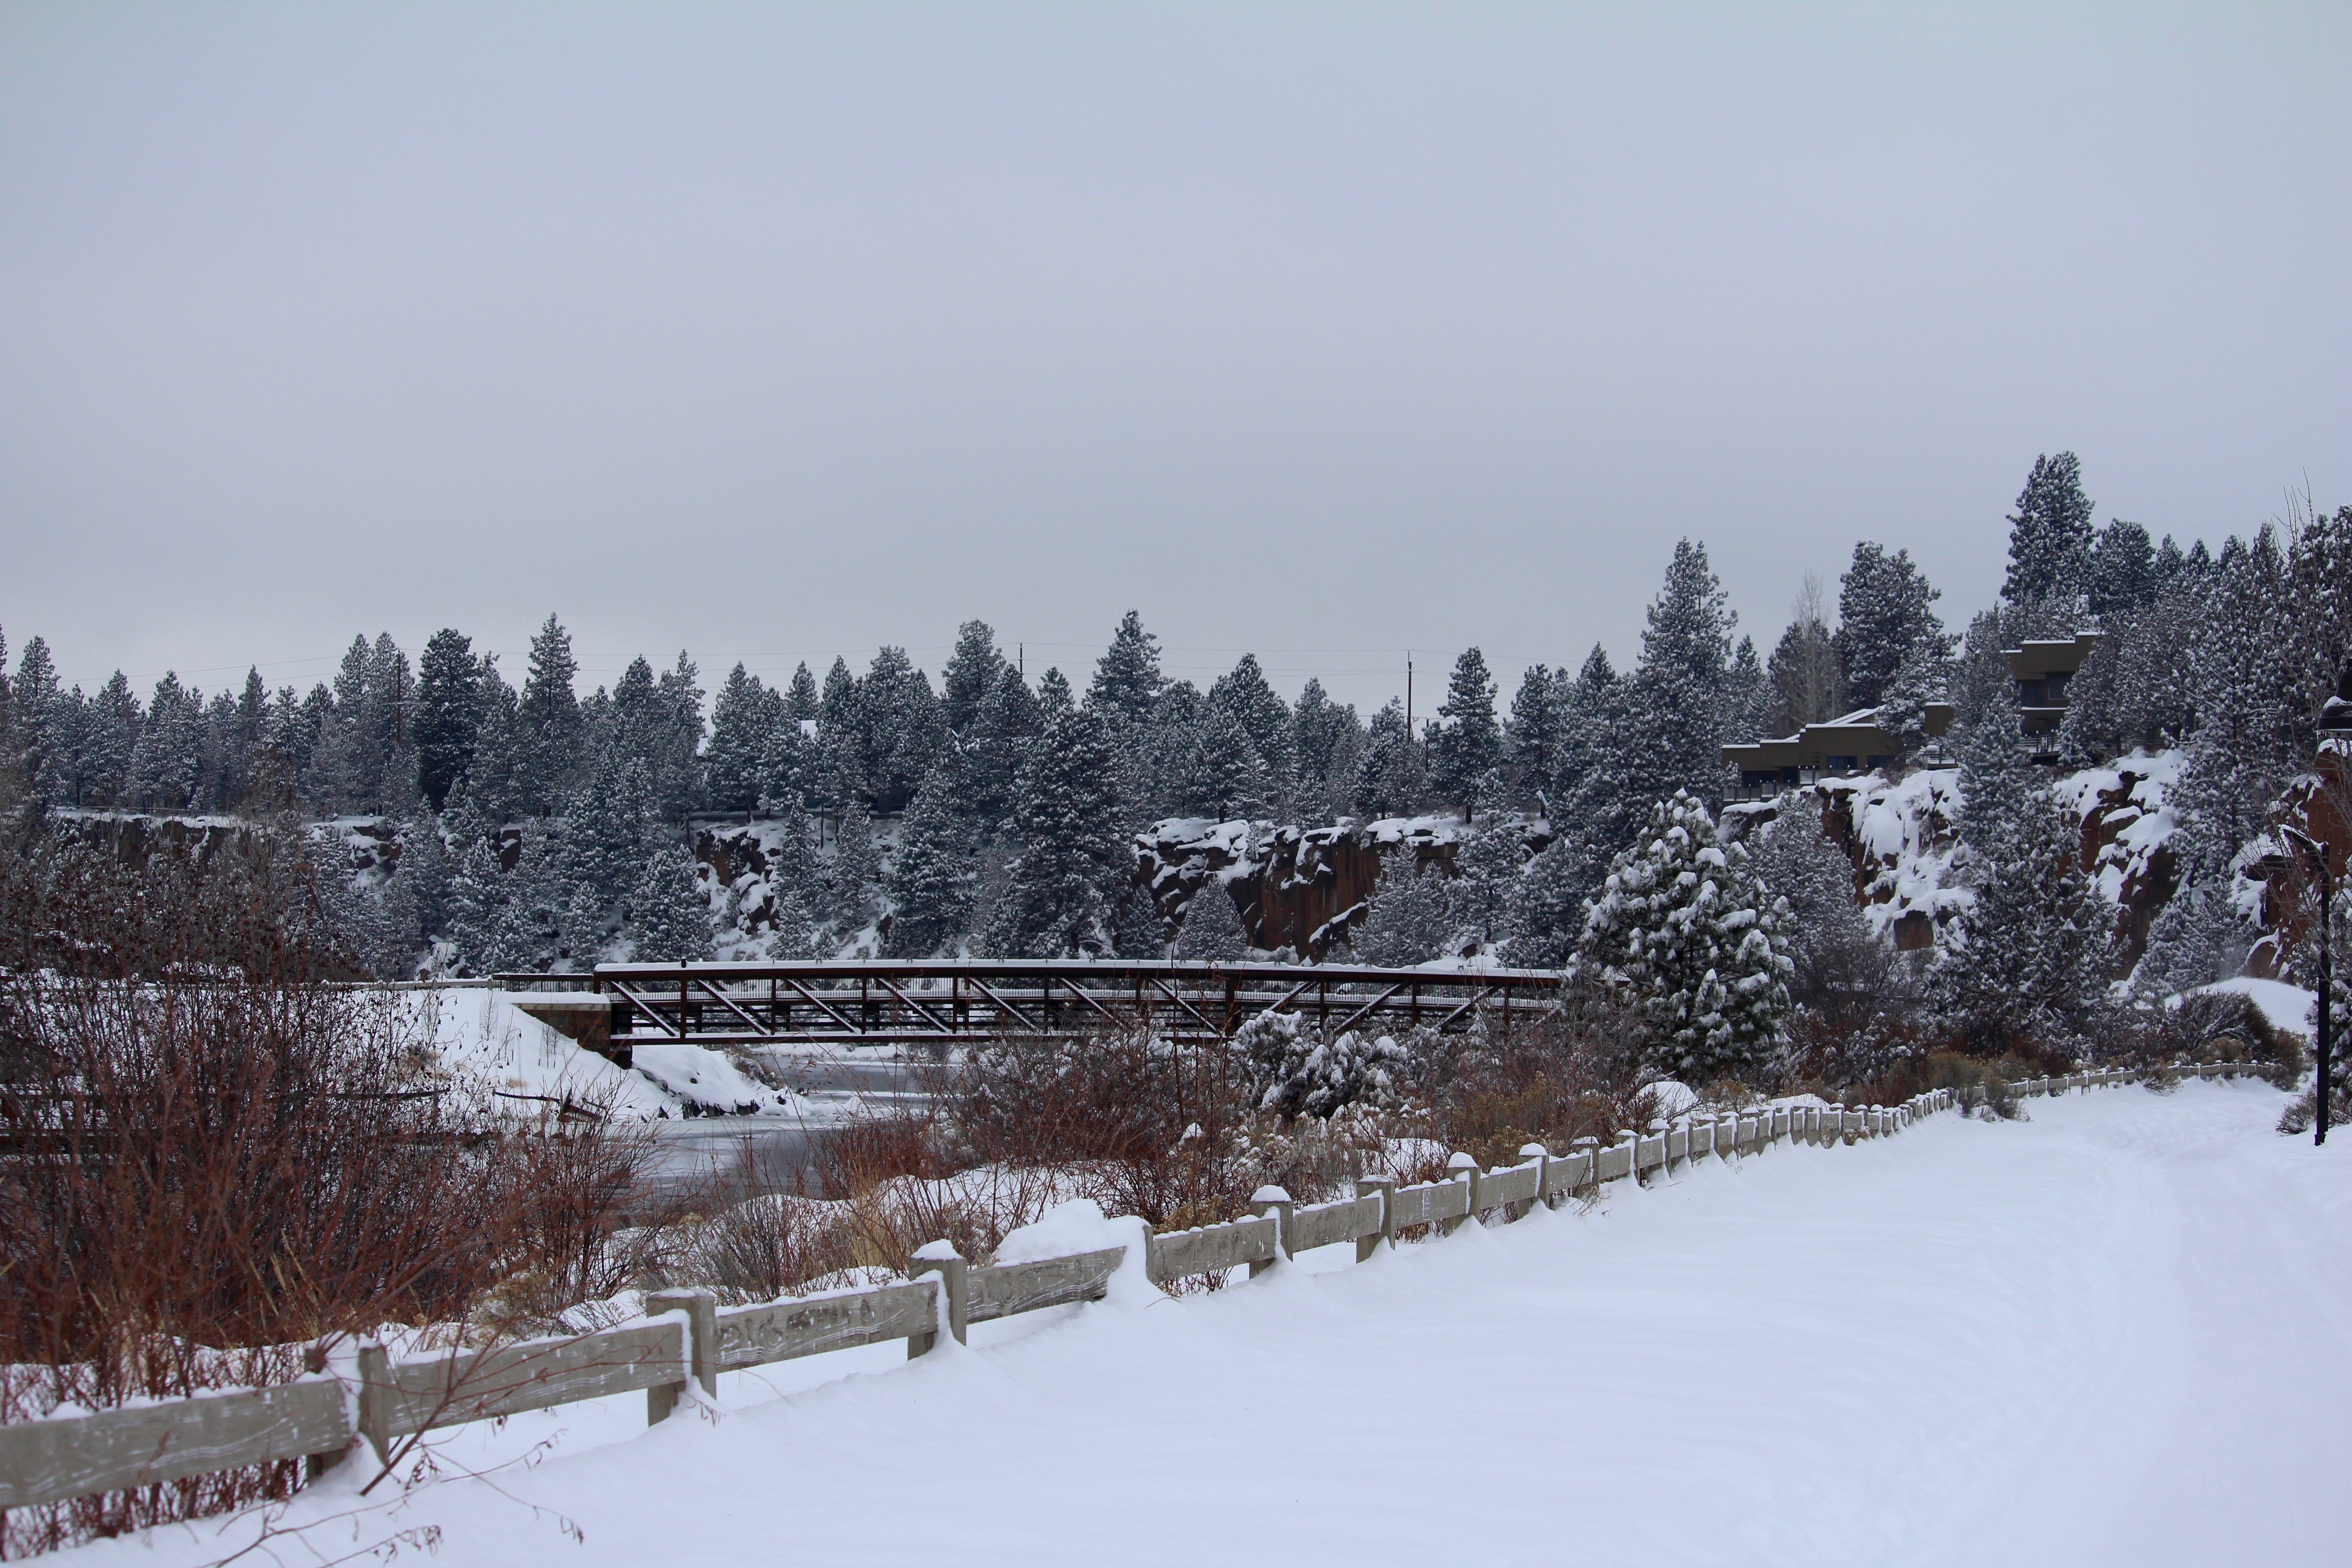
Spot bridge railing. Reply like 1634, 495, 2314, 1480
574, 959, 1568, 1048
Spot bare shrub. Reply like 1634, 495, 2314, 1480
0, 827, 649, 1555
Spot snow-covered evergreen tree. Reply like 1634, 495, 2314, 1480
1503, 663, 1561, 810
1833, 542, 1949, 710
941, 620, 1008, 735
129, 672, 204, 810
1427, 647, 1500, 820
703, 663, 774, 816
1232, 1014, 1406, 1120
1768, 574, 1844, 732
988, 701, 1125, 956
1746, 809, 1870, 1001
444, 833, 513, 975
1350, 700, 1424, 820
1352, 852, 1452, 965
2002, 452, 2096, 611
1506, 826, 1605, 968
629, 841, 715, 963
1935, 794, 2099, 1049
515, 614, 583, 816
1089, 610, 1164, 726
1175, 702, 1272, 821
1291, 678, 1363, 823
1208, 654, 1293, 798
884, 773, 974, 956
1578, 790, 1791, 1080
1721, 633, 1769, 746
1175, 878, 1250, 960
414, 629, 481, 811
1447, 823, 1523, 953
2089, 518, 2157, 619
828, 799, 882, 934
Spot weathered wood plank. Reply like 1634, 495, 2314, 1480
1479, 1165, 1540, 1210
1597, 1142, 1633, 1181
966, 1248, 1124, 1324
1289, 1195, 1381, 1253
714, 1281, 937, 1371
1388, 1179, 1472, 1230
1637, 1134, 1666, 1174
1544, 1150, 1594, 1198
1145, 1216, 1277, 1283
379, 1322, 683, 1437
0, 1380, 348, 1511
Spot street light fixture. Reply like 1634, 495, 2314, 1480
2281, 824, 2334, 1147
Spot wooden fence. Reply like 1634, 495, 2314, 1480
0, 1062, 2267, 1516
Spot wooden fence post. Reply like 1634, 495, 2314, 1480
906, 1243, 967, 1357
1355, 1176, 1395, 1260
1569, 1137, 1600, 1201
302, 1343, 349, 1481
1517, 1144, 1549, 1220
645, 1288, 718, 1424
1250, 1186, 1294, 1275
1443, 1153, 1480, 1232
355, 1342, 392, 1470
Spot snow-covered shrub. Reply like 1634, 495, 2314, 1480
1230, 1011, 1406, 1120
1579, 790, 1792, 1080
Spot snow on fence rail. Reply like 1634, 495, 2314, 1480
0, 1063, 2267, 1515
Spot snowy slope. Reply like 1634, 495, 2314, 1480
78, 1079, 2345, 1568
417, 988, 808, 1121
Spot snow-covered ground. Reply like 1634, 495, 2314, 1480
78, 1079, 2346, 1568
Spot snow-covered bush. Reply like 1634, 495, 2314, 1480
1175, 880, 1250, 960
1230, 1011, 1407, 1120
1579, 790, 1792, 1080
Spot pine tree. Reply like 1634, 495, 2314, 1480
651, 652, 706, 821
445, 833, 511, 975
1769, 573, 1845, 731
1934, 794, 2099, 1049
464, 664, 524, 824
1089, 610, 1164, 725
81, 672, 141, 809
1352, 853, 1452, 966
1174, 879, 1250, 960
629, 841, 715, 963
1505, 827, 1605, 969
2089, 519, 2157, 619
1747, 812, 1870, 1002
2002, 452, 2096, 610
1722, 634, 1769, 745
1874, 648, 1941, 765
828, 799, 882, 933
130, 673, 203, 810
414, 629, 481, 810
947, 663, 1037, 836
1577, 790, 1791, 1080
1619, 539, 1736, 813
1351, 700, 1424, 820
1428, 647, 1500, 820
1208, 654, 1293, 792
703, 663, 774, 816
1448, 823, 1524, 952
1291, 678, 1363, 823
941, 620, 1007, 735
884, 773, 975, 956
1954, 676, 2037, 852
989, 702, 1124, 956
1504, 664, 1561, 809
11, 636, 63, 805
516, 615, 583, 816
1833, 543, 1949, 710
1175, 702, 1272, 821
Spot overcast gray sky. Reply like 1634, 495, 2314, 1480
3, 3, 2345, 712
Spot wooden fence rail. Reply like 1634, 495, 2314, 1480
0, 1062, 2274, 1515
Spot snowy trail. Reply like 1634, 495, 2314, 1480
86, 1080, 2347, 1568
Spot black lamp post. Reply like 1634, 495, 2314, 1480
2282, 824, 2333, 1147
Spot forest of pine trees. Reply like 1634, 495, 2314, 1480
2, 454, 2347, 1074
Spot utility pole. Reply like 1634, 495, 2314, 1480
2285, 825, 2334, 1146
1405, 652, 1414, 752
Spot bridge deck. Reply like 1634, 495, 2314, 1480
506, 960, 1565, 1049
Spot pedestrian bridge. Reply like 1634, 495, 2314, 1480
502, 959, 1566, 1055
